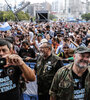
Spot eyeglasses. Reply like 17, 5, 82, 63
40, 47, 48, 49
63, 47, 69, 49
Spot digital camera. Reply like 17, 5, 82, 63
0, 58, 15, 76
0, 58, 6, 68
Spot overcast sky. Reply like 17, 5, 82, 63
0, 0, 89, 5
0, 0, 53, 5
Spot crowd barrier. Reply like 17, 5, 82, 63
24, 62, 38, 100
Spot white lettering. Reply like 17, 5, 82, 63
0, 76, 16, 93
74, 88, 85, 99
0, 84, 16, 93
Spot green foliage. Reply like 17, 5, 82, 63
53, 19, 57, 21
3, 11, 15, 21
25, 12, 30, 20
17, 11, 29, 21
49, 13, 57, 20
33, 17, 35, 21
81, 13, 90, 21
0, 11, 30, 21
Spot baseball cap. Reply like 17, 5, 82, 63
39, 39, 48, 47
74, 46, 90, 54
40, 39, 48, 44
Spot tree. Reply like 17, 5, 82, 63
0, 11, 30, 21
81, 13, 90, 21
3, 11, 15, 21
25, 12, 30, 20
17, 11, 30, 21
49, 13, 57, 20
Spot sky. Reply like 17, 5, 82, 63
0, 0, 89, 5
0, 0, 54, 5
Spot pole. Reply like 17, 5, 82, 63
86, 0, 88, 13
4, 0, 19, 21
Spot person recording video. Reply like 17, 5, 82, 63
0, 39, 35, 100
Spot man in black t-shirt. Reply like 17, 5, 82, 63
49, 46, 90, 100
19, 41, 36, 62
0, 39, 36, 100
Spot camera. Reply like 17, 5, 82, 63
47, 31, 49, 34
0, 58, 15, 76
4, 65, 15, 76
0, 58, 6, 68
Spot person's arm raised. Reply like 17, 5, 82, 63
4, 54, 36, 81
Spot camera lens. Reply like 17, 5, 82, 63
0, 58, 6, 67
4, 65, 15, 76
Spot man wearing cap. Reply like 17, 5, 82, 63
34, 42, 63, 100
49, 46, 90, 100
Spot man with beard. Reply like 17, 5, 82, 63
49, 46, 90, 100
34, 42, 63, 100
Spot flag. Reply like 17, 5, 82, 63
0, 22, 11, 31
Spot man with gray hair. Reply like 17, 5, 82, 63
34, 42, 63, 100
49, 46, 90, 100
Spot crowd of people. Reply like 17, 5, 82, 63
0, 21, 90, 100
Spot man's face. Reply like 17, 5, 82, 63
0, 45, 11, 58
40, 43, 50, 57
74, 53, 90, 69
63, 46, 69, 53
76, 35, 81, 42
46, 27, 50, 31
22, 43, 29, 50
